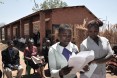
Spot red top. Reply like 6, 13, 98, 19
24, 46, 38, 58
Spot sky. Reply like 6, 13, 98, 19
0, 0, 117, 25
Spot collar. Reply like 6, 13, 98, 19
88, 35, 102, 43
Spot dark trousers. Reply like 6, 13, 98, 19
0, 70, 2, 78
60, 75, 77, 78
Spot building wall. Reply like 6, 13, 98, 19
32, 21, 40, 34
7, 27, 11, 40
0, 6, 99, 48
32, 15, 40, 34
50, 6, 98, 44
52, 6, 97, 24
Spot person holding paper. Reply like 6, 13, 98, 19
80, 20, 114, 78
48, 24, 79, 78
24, 39, 44, 78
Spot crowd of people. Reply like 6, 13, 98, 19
0, 20, 117, 78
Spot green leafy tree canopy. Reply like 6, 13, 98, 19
0, 0, 4, 4
32, 0, 68, 11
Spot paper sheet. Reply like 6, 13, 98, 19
84, 63, 97, 78
68, 50, 95, 74
31, 56, 42, 64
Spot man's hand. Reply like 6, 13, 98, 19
31, 52, 37, 56
83, 65, 90, 72
13, 65, 19, 70
59, 65, 73, 76
25, 57, 31, 60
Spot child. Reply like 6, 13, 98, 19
24, 39, 44, 78
48, 24, 79, 78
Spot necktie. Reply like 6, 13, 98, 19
62, 48, 72, 61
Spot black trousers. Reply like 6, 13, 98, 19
0, 70, 2, 78
60, 76, 77, 78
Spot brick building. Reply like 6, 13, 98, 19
0, 6, 98, 48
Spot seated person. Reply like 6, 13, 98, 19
24, 39, 44, 78
1, 40, 23, 78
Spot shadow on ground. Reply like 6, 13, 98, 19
22, 73, 40, 78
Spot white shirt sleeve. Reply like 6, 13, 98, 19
106, 41, 114, 58
48, 47, 60, 78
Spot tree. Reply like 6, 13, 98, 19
32, 0, 68, 11
0, 23, 5, 27
0, 0, 4, 4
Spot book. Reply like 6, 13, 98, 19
84, 63, 97, 78
68, 50, 95, 74
31, 56, 42, 64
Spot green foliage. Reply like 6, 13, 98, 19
32, 0, 68, 11
0, 1, 4, 4
0, 0, 4, 4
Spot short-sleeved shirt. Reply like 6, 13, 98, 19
80, 36, 114, 75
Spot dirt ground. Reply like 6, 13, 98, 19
0, 43, 117, 78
